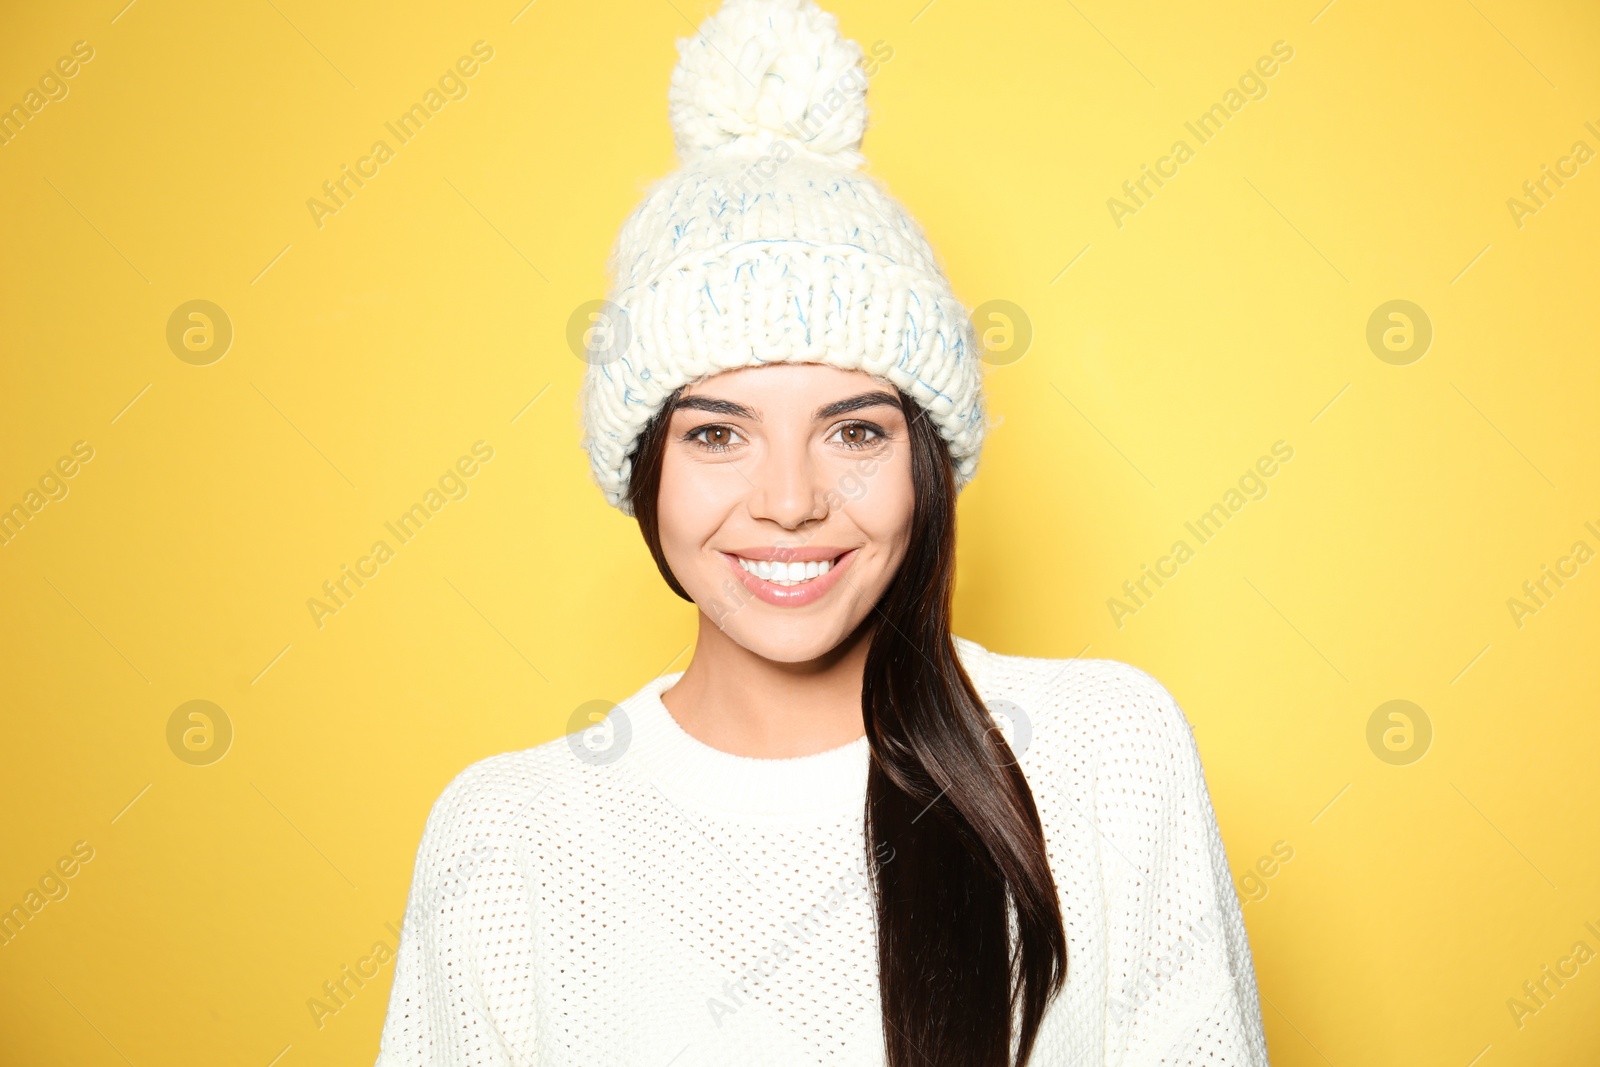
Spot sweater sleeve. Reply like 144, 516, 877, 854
1095, 666, 1270, 1066
375, 760, 541, 1067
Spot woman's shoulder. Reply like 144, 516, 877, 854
954, 635, 1199, 767
411, 732, 590, 850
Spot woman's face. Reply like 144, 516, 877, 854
656, 363, 916, 663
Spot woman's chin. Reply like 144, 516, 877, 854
719, 614, 861, 666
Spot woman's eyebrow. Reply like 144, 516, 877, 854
674, 390, 900, 421
814, 391, 902, 420
675, 395, 757, 418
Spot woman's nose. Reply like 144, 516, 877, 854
746, 444, 828, 529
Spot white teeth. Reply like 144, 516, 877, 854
734, 555, 839, 586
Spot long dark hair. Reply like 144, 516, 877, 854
628, 384, 1067, 1066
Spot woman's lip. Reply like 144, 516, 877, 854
720, 548, 860, 609
722, 546, 853, 563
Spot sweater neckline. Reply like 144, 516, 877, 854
623, 669, 872, 820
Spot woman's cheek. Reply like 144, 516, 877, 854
657, 459, 736, 587
847, 452, 914, 539
838, 455, 914, 592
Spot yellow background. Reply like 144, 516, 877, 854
2, 0, 1596, 1063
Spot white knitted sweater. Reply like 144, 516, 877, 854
374, 637, 1269, 1065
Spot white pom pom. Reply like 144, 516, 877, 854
668, 0, 869, 168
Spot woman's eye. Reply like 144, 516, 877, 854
688, 425, 743, 451
830, 422, 882, 449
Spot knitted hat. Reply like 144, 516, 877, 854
579, 0, 987, 515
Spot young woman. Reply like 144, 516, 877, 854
376, 1, 1268, 1064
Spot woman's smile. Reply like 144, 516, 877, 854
720, 546, 861, 607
